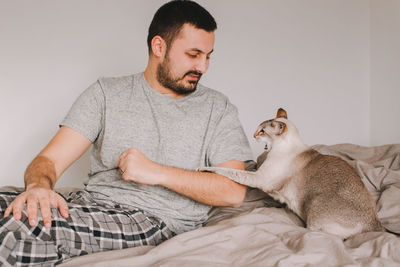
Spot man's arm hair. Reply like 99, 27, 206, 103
3, 127, 91, 228
23, 126, 92, 191
24, 155, 56, 190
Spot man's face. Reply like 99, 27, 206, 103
156, 24, 215, 95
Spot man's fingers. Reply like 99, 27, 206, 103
9, 196, 26, 220
38, 198, 52, 228
119, 149, 133, 162
26, 198, 38, 227
12, 205, 22, 221
3, 189, 68, 228
119, 151, 126, 162
56, 195, 69, 219
119, 164, 126, 174
118, 159, 127, 175
3, 205, 13, 218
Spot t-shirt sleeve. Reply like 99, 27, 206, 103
208, 101, 253, 166
60, 80, 104, 142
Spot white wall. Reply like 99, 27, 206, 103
0, 0, 396, 188
370, 0, 400, 145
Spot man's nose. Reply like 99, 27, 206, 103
194, 56, 209, 74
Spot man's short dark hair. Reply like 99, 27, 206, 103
147, 0, 217, 53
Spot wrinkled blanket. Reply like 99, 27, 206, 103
45, 144, 400, 266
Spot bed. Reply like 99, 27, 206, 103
5, 143, 400, 266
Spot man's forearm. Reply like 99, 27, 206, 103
156, 165, 246, 207
24, 155, 57, 190
118, 148, 247, 206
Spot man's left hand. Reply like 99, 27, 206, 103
118, 148, 162, 185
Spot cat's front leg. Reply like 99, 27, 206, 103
198, 167, 260, 188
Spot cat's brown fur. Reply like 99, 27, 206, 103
199, 108, 383, 239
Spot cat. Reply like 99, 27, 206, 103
199, 108, 384, 239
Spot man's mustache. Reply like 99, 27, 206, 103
184, 71, 202, 79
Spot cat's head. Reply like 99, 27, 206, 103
254, 108, 290, 152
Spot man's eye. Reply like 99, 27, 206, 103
187, 53, 197, 58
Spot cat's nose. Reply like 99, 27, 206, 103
253, 132, 259, 138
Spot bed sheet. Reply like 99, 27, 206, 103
58, 143, 400, 266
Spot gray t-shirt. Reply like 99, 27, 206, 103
61, 73, 252, 234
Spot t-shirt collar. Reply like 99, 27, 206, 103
139, 72, 203, 102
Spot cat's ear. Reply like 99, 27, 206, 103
276, 108, 288, 119
272, 121, 287, 135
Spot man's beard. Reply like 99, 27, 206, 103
156, 57, 202, 95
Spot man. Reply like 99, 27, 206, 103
0, 0, 252, 265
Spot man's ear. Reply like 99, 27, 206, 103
151, 36, 166, 58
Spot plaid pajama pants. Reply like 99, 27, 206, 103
0, 188, 174, 266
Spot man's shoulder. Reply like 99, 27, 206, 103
97, 73, 137, 93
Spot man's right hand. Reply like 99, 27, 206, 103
4, 126, 92, 228
3, 186, 69, 228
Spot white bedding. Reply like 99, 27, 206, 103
54, 144, 400, 266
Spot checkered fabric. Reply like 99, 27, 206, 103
0, 188, 174, 266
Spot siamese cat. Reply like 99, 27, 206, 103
199, 108, 383, 239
